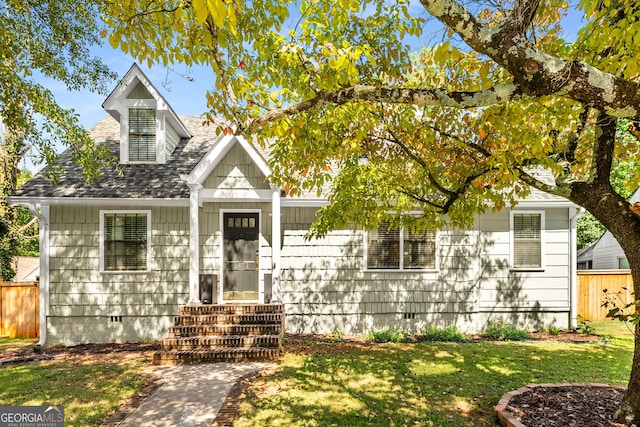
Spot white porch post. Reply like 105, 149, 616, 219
271, 188, 281, 302
188, 183, 203, 305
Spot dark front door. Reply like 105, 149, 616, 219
223, 212, 259, 301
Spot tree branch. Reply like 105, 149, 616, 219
245, 83, 526, 131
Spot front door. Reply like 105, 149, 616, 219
222, 212, 259, 301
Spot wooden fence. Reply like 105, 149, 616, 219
577, 270, 634, 321
0, 280, 40, 338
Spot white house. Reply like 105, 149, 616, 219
577, 188, 640, 270
9, 64, 581, 347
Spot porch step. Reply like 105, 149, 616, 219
153, 347, 280, 365
154, 303, 285, 365
160, 335, 281, 350
179, 303, 284, 315
168, 323, 282, 337
173, 312, 284, 326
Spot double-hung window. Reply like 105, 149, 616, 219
101, 211, 151, 272
511, 211, 544, 270
128, 108, 156, 162
367, 222, 436, 270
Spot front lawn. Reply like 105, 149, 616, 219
235, 326, 634, 427
0, 342, 151, 427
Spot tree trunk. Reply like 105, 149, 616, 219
571, 182, 640, 424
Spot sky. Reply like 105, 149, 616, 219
23, 1, 586, 172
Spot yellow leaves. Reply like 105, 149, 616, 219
208, 0, 227, 28
108, 32, 119, 49
192, 0, 208, 24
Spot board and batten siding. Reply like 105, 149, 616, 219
280, 207, 572, 335
203, 142, 271, 190
47, 205, 189, 344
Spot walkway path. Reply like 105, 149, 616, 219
117, 362, 275, 427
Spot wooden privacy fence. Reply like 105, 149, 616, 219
577, 270, 634, 321
0, 280, 40, 338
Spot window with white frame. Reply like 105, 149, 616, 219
367, 222, 436, 270
102, 211, 150, 272
128, 108, 156, 162
511, 211, 544, 269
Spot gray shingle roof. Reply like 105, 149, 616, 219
14, 115, 223, 199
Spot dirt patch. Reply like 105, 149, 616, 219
0, 342, 160, 365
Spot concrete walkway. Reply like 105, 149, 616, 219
118, 362, 275, 427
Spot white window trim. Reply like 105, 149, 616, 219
120, 100, 163, 165
363, 226, 438, 272
510, 210, 545, 271
100, 209, 152, 274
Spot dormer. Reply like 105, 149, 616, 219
102, 64, 191, 165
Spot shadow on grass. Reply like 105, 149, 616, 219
236, 339, 633, 427
0, 359, 146, 427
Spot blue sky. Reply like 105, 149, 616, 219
25, 1, 585, 172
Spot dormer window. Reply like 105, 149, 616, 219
129, 108, 157, 162
102, 64, 191, 165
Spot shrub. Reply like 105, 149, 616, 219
547, 325, 562, 335
482, 321, 530, 341
576, 320, 596, 335
422, 324, 468, 342
364, 327, 411, 343
327, 330, 344, 343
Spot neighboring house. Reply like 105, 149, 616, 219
11, 256, 40, 281
577, 188, 640, 270
9, 64, 581, 345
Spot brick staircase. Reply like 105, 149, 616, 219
153, 303, 284, 365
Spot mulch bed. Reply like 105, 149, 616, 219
501, 385, 627, 427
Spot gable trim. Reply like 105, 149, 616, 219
102, 63, 190, 139
184, 134, 272, 186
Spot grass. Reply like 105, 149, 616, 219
236, 323, 634, 427
0, 341, 149, 427
0, 337, 37, 353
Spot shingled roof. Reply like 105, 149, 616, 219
14, 115, 231, 200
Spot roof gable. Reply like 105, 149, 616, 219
102, 63, 190, 139
183, 133, 272, 187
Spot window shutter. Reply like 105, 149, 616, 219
513, 213, 541, 268
129, 109, 156, 161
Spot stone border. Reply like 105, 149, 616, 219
211, 370, 266, 427
494, 383, 628, 427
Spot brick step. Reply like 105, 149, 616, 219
168, 323, 282, 337
173, 313, 284, 326
152, 347, 280, 365
179, 304, 284, 315
160, 335, 281, 350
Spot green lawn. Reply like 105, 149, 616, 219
0, 339, 149, 427
236, 324, 635, 427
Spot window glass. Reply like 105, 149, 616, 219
104, 213, 148, 271
513, 213, 542, 269
619, 257, 630, 269
367, 222, 436, 270
129, 108, 156, 161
